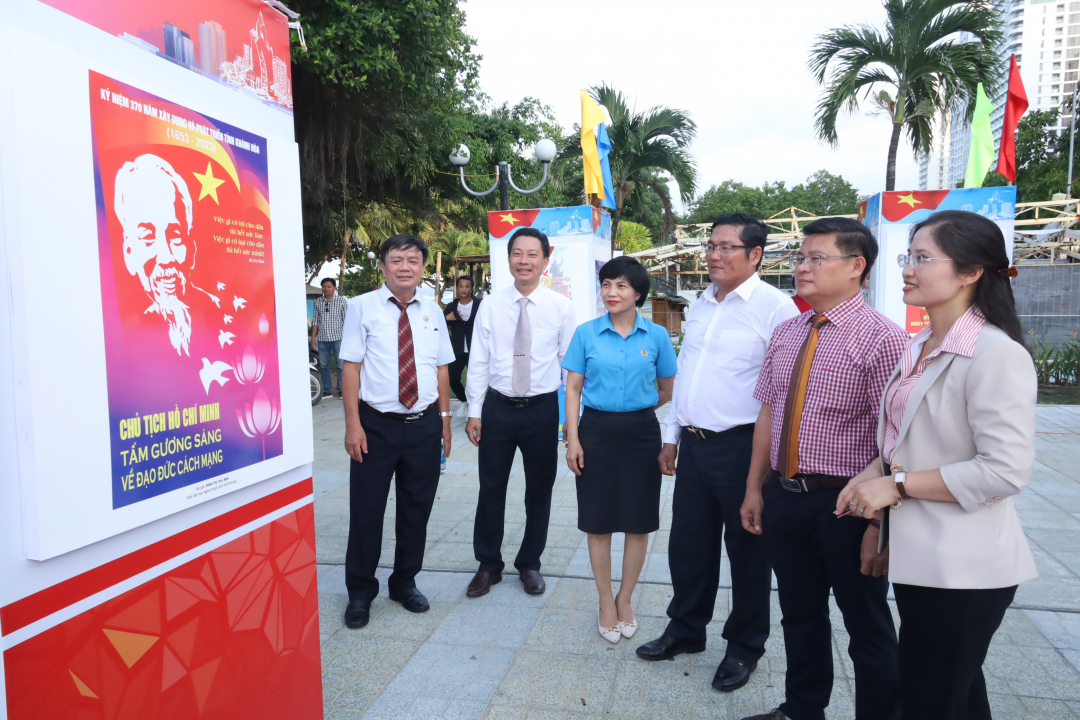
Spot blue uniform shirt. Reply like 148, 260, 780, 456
561, 312, 679, 412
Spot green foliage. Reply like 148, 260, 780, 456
556, 84, 698, 245
1031, 341, 1080, 386
683, 171, 860, 223
341, 265, 380, 298
809, 0, 1004, 191
615, 221, 654, 254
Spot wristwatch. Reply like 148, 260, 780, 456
894, 471, 910, 499
439, 411, 454, 418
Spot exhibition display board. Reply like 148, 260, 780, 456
487, 205, 613, 324
858, 187, 1017, 333
0, 2, 318, 718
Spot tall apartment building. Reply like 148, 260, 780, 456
918, 0, 1036, 189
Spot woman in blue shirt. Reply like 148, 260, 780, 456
563, 255, 678, 644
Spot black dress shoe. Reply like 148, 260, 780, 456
634, 633, 706, 661
388, 587, 430, 613
712, 656, 757, 692
520, 569, 546, 595
344, 599, 370, 629
466, 571, 502, 598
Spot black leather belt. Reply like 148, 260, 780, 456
488, 389, 557, 408
360, 401, 433, 424
771, 470, 850, 493
683, 423, 755, 441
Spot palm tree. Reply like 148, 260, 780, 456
615, 221, 654, 254
809, 0, 1003, 192
558, 84, 697, 246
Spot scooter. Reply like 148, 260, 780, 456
310, 347, 323, 406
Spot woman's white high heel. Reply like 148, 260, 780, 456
599, 613, 621, 644
618, 617, 638, 639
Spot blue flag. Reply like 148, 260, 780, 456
596, 123, 616, 210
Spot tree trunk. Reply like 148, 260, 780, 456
885, 121, 903, 192
307, 255, 328, 286
609, 182, 628, 254
338, 228, 351, 289
643, 179, 676, 247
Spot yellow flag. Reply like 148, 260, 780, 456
581, 90, 606, 199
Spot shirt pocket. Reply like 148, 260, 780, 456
714, 329, 766, 373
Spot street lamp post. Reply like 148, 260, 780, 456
450, 140, 557, 211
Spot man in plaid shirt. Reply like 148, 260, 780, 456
311, 277, 349, 398
739, 218, 907, 720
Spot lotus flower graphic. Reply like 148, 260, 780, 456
259, 312, 270, 337
237, 387, 281, 459
234, 345, 266, 384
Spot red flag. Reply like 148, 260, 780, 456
997, 54, 1028, 182
881, 190, 951, 222
487, 209, 541, 239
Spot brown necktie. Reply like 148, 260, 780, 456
388, 297, 419, 409
777, 315, 829, 479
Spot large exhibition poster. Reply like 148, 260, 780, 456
89, 71, 283, 509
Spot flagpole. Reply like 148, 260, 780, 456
1069, 86, 1078, 198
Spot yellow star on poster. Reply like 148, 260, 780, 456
192, 162, 226, 204
897, 193, 922, 208
499, 213, 519, 225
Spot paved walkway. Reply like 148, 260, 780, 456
313, 401, 1080, 720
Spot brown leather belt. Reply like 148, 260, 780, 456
771, 470, 850, 493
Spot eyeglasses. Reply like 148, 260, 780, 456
700, 242, 747, 256
897, 253, 951, 270
791, 253, 858, 269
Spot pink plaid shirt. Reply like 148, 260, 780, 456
754, 293, 907, 477
882, 306, 985, 463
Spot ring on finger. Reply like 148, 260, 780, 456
858, 508, 865, 514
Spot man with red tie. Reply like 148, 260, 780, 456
339, 234, 456, 629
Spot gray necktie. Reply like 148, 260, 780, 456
513, 297, 531, 396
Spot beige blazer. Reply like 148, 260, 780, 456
878, 323, 1038, 589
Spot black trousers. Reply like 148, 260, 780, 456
473, 391, 559, 574
665, 425, 770, 662
764, 479, 899, 720
449, 352, 468, 401
345, 403, 441, 602
895, 583, 1016, 720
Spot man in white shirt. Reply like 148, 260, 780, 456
636, 214, 799, 693
338, 234, 456, 629
464, 227, 576, 598
444, 275, 481, 404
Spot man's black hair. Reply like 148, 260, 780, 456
320, 277, 337, 287
455, 275, 474, 286
801, 216, 878, 282
599, 255, 652, 308
379, 234, 429, 264
507, 227, 551, 258
711, 213, 768, 270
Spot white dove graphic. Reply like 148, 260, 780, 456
233, 296, 247, 311
218, 330, 236, 348
199, 359, 232, 394
223, 314, 233, 325
217, 282, 226, 290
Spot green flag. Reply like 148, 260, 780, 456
965, 83, 994, 188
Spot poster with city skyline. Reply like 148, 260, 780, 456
41, 0, 294, 114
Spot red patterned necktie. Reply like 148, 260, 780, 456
388, 297, 419, 409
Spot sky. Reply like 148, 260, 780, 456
462, 0, 921, 211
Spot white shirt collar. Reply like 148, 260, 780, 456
510, 283, 544, 304
704, 273, 761, 304
377, 284, 419, 306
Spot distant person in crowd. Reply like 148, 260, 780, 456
562, 255, 677, 643
740, 218, 907, 720
338, 234, 456, 630
836, 211, 1037, 720
311, 277, 349, 398
635, 215, 800, 689
113, 153, 221, 356
444, 275, 481, 405
464, 228, 576, 598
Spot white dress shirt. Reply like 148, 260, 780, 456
466, 284, 576, 418
663, 274, 799, 443
339, 285, 456, 414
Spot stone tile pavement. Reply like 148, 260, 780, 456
312, 400, 1080, 719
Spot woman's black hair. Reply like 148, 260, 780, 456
908, 210, 1025, 347
599, 255, 651, 308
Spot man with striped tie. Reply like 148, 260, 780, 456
339, 234, 456, 629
